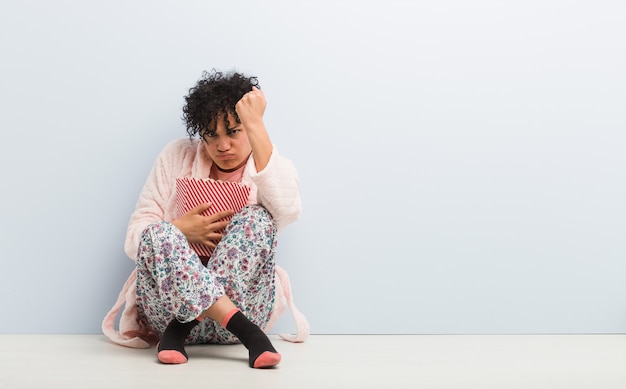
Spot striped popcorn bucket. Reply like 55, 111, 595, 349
175, 177, 251, 257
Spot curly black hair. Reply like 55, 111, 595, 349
182, 69, 260, 139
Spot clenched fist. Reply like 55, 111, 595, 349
235, 86, 266, 128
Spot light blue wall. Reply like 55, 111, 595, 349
1, 0, 625, 335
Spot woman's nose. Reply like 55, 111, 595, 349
217, 136, 230, 151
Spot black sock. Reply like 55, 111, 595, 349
157, 318, 199, 363
225, 311, 280, 368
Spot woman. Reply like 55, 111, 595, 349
102, 69, 306, 368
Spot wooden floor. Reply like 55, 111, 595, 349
1, 334, 626, 388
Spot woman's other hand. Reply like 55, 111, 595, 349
172, 203, 234, 248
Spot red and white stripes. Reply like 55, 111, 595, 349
175, 177, 251, 257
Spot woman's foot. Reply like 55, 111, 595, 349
156, 318, 199, 364
222, 309, 281, 368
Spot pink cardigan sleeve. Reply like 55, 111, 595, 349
124, 140, 189, 260
246, 147, 302, 231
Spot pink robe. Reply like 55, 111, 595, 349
102, 138, 309, 348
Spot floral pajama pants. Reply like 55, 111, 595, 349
135, 205, 277, 344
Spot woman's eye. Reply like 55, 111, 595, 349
227, 129, 240, 136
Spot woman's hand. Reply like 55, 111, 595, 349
235, 86, 273, 172
172, 203, 234, 248
235, 86, 266, 128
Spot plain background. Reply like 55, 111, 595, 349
0, 0, 624, 335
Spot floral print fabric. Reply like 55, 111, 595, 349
135, 205, 277, 344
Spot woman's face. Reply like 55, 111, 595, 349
202, 113, 252, 170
